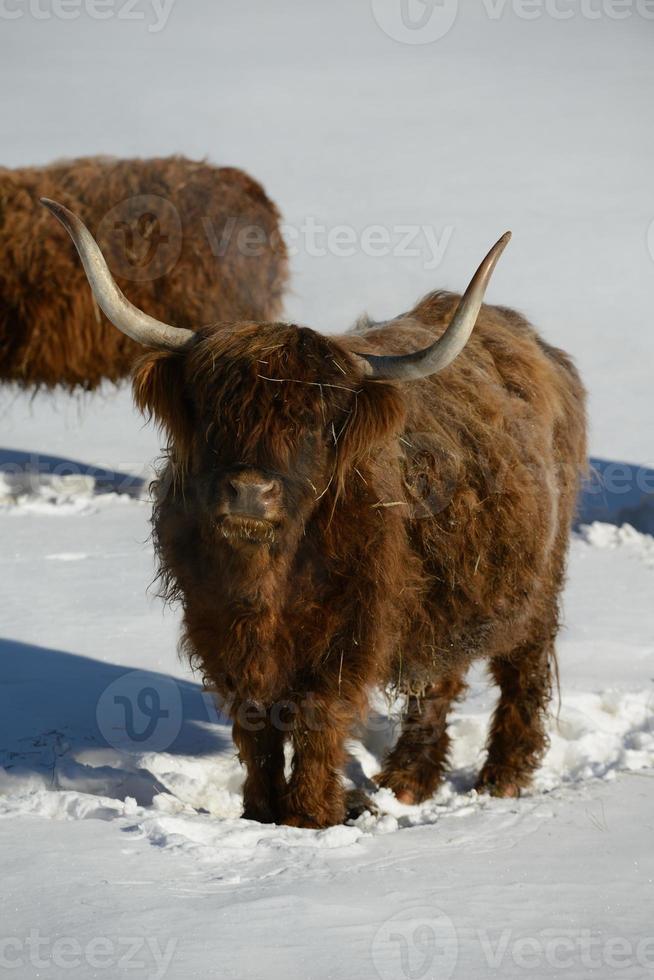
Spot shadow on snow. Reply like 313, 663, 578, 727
0, 638, 231, 807
577, 457, 654, 535
0, 447, 145, 499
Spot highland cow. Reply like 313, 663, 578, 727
43, 199, 587, 828
1, 156, 287, 389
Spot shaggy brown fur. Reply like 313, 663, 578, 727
132, 290, 586, 828
0, 156, 287, 390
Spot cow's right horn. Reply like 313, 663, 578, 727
355, 232, 511, 381
41, 198, 195, 352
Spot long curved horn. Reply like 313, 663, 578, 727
356, 231, 511, 381
41, 198, 195, 352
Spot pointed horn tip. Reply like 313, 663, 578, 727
40, 198, 73, 225
485, 231, 512, 266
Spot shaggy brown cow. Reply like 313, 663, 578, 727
43, 199, 587, 828
1, 156, 287, 389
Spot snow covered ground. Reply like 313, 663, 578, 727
1, 2, 653, 979
1, 475, 653, 979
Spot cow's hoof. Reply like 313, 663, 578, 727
394, 788, 417, 805
242, 805, 278, 824
281, 813, 329, 829
475, 773, 522, 798
374, 771, 437, 806
345, 788, 378, 821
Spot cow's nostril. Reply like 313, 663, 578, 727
260, 481, 277, 498
225, 477, 279, 507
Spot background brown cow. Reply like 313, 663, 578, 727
0, 156, 287, 390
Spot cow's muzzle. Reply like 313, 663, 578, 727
214, 471, 282, 545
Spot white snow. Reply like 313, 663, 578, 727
1, 470, 652, 980
1, 2, 653, 978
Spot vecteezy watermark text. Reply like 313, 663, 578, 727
477, 928, 654, 972
0, 931, 177, 978
37, 192, 455, 280
480, 0, 654, 21
371, 0, 654, 44
0, 0, 176, 32
203, 215, 454, 271
370, 912, 654, 980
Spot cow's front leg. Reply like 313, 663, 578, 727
232, 705, 287, 824
282, 696, 351, 829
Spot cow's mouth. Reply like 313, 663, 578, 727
217, 515, 276, 545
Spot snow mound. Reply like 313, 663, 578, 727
0, 471, 145, 514
579, 522, 654, 567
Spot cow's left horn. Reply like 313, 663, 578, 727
41, 198, 195, 352
356, 231, 511, 381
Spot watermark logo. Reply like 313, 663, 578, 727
372, 906, 458, 980
96, 194, 182, 283
96, 670, 183, 752
91, 203, 453, 282
371, 0, 459, 43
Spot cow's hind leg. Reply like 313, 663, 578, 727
476, 640, 555, 798
376, 673, 467, 805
